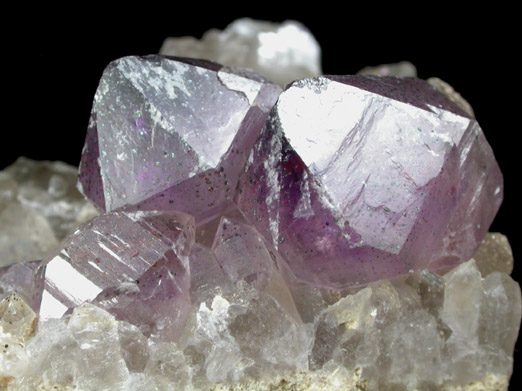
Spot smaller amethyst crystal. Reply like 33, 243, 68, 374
79, 55, 281, 225
0, 260, 44, 312
39, 209, 194, 340
236, 76, 503, 289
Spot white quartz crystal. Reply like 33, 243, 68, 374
160, 18, 322, 87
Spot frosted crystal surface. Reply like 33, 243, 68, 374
160, 18, 322, 87
236, 75, 503, 288
79, 55, 281, 223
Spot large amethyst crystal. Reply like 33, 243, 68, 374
236, 76, 502, 288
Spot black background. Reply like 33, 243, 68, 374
5, 8, 520, 389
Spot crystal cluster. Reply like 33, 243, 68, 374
0, 19, 519, 391
159, 18, 322, 87
0, 158, 97, 267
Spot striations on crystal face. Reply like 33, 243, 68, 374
39, 209, 195, 341
159, 18, 322, 87
235, 75, 503, 289
79, 55, 281, 227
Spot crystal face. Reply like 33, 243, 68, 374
79, 55, 281, 223
39, 209, 195, 341
236, 76, 503, 288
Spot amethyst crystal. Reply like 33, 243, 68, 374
0, 260, 44, 312
79, 55, 281, 225
236, 76, 503, 289
39, 209, 195, 340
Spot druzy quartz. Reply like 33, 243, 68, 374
236, 76, 503, 288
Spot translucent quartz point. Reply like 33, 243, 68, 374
0, 293, 36, 341
4, 157, 96, 240
39, 209, 195, 341
160, 18, 322, 87
78, 55, 281, 225
236, 76, 503, 289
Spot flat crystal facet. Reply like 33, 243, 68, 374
159, 18, 322, 87
236, 76, 503, 288
39, 209, 195, 340
79, 55, 281, 224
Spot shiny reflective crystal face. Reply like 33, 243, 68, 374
79, 55, 281, 217
236, 76, 503, 288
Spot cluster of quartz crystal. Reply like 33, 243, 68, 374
0, 19, 519, 391
159, 18, 322, 87
0, 158, 98, 267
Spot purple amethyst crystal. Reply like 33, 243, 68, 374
39, 209, 195, 340
78, 55, 281, 225
235, 76, 503, 289
0, 260, 44, 311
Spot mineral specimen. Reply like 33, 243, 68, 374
0, 19, 519, 391
159, 18, 322, 87
236, 75, 503, 288
79, 55, 281, 223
